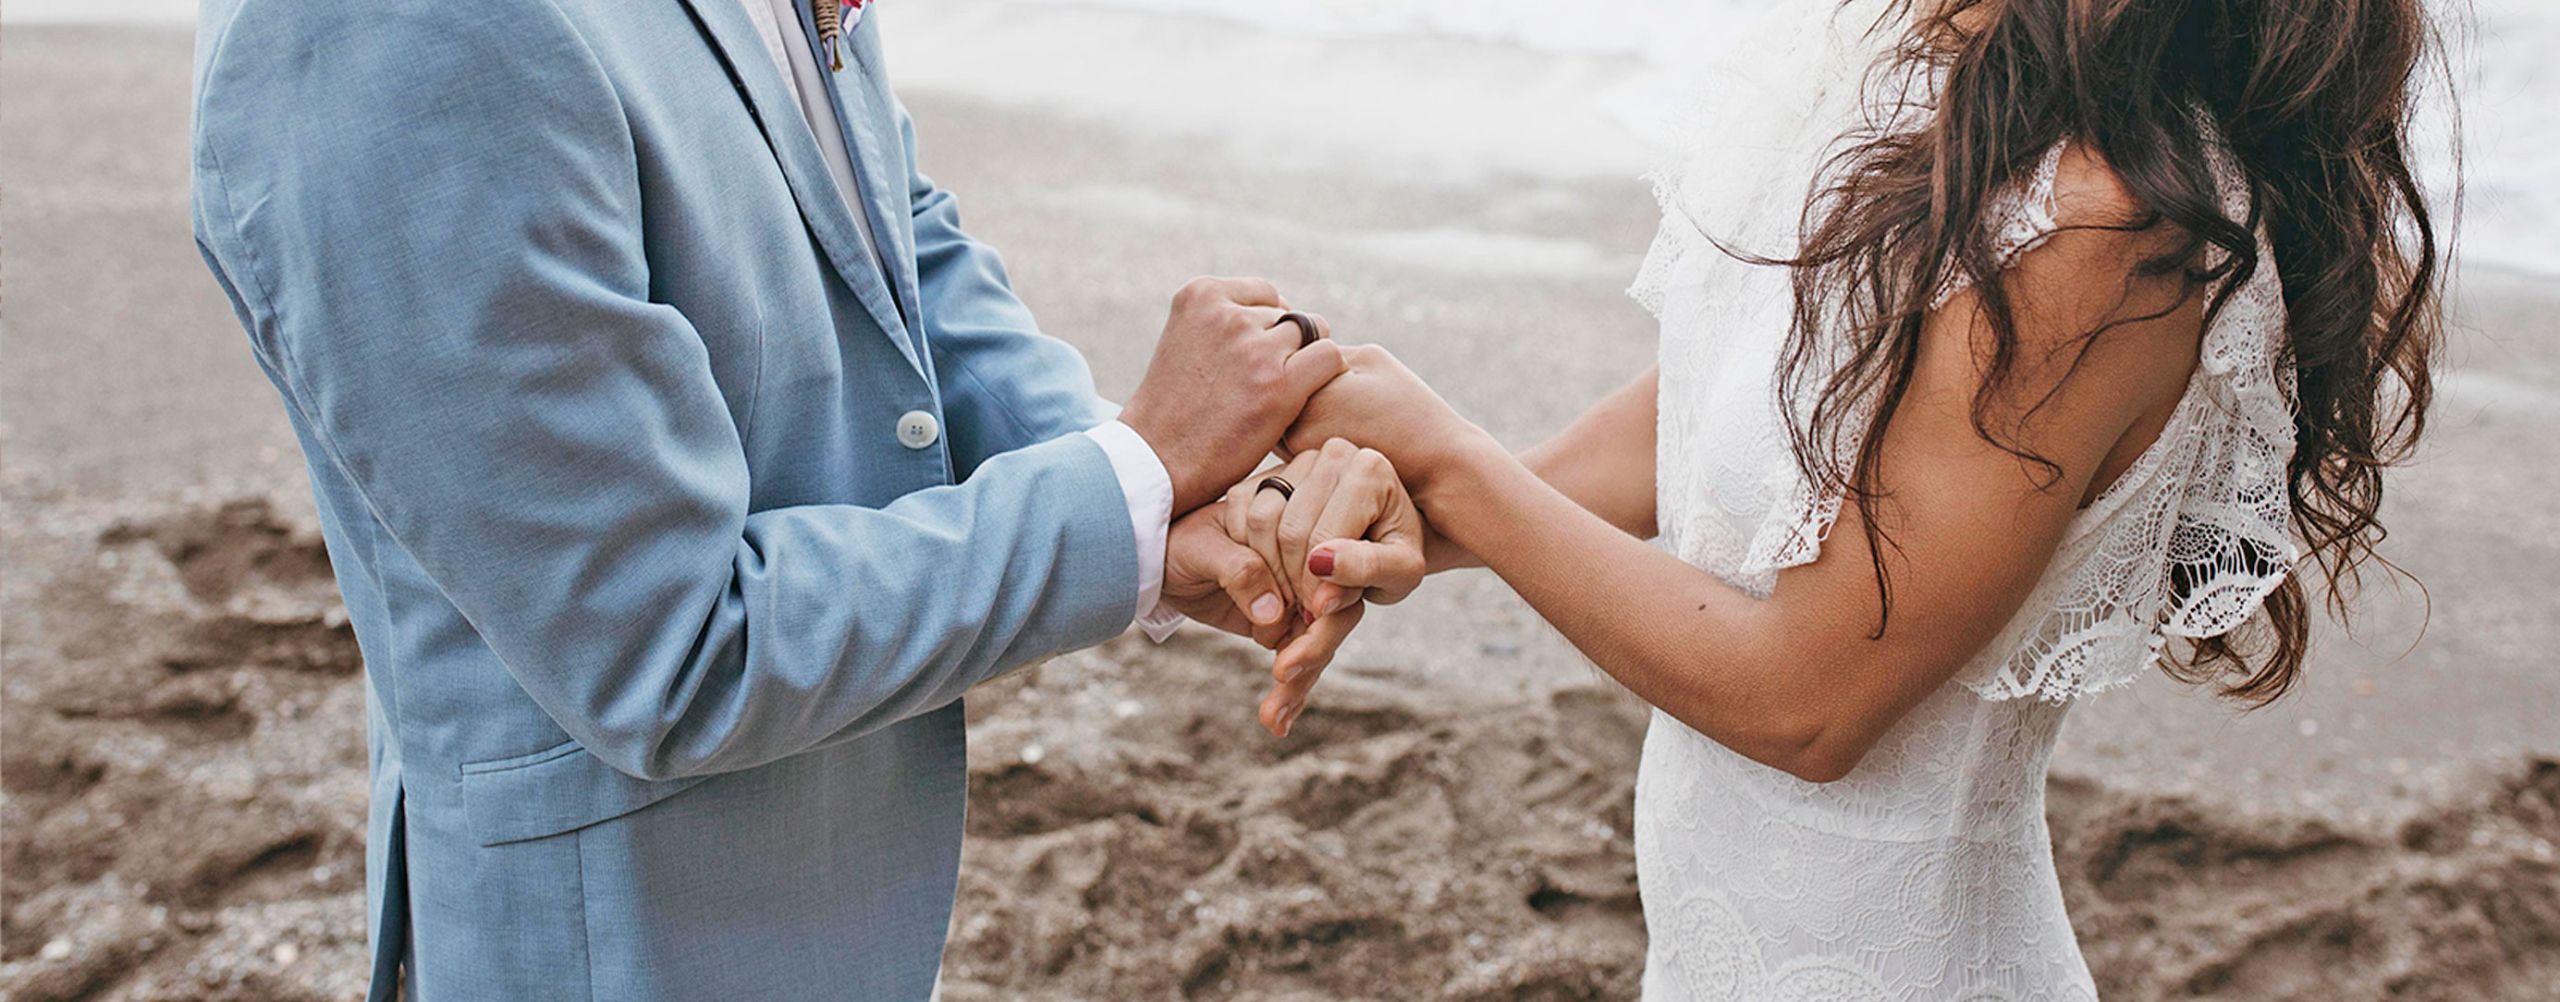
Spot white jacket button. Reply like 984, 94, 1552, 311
895, 410, 940, 450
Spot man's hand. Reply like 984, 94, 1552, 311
1161, 506, 1298, 649
1164, 501, 1387, 737
1121, 278, 1346, 515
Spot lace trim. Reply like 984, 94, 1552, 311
1955, 133, 2299, 702
1932, 144, 2067, 309
1647, 130, 2299, 703
1630, 172, 1706, 323
1629, 0, 1872, 325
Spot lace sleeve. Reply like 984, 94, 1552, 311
1735, 139, 2302, 704
1723, 143, 2077, 588
1949, 137, 2301, 703
1931, 143, 2069, 309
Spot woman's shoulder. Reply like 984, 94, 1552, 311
1944, 141, 2190, 313
1934, 141, 2207, 422
2013, 140, 2188, 264
1993, 141, 2202, 343
2047, 143, 2155, 230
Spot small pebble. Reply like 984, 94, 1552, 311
1020, 743, 1045, 765
39, 938, 71, 961
273, 941, 300, 966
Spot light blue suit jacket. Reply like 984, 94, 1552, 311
189, 0, 1140, 997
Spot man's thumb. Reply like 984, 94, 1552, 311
1279, 338, 1348, 402
1220, 548, 1289, 630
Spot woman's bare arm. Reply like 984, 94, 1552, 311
1425, 368, 1659, 572
1282, 171, 2200, 778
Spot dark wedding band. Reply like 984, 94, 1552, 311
1272, 311, 1319, 349
1256, 476, 1296, 501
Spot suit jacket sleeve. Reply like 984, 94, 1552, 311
189, 0, 1137, 782
894, 92, 1122, 478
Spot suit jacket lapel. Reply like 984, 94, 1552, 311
799, 9, 926, 357
673, 0, 922, 374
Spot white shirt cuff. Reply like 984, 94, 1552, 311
1082, 420, 1183, 641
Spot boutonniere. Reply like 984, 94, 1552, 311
813, 0, 873, 71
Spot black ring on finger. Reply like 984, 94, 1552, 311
1272, 312, 1319, 348
1256, 476, 1296, 501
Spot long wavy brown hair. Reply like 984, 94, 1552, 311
1776, 0, 2448, 703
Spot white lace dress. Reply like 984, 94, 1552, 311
1628, 3, 2298, 1000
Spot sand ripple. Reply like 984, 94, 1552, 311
4, 495, 2552, 1000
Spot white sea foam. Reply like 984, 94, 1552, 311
1, 0, 193, 23
1009, 0, 2556, 278
21, 0, 2547, 274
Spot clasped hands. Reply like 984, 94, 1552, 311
1119, 279, 1487, 738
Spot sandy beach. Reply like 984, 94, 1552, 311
5, 5, 2558, 999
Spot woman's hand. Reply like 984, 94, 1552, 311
1223, 439, 1430, 621
1282, 345, 1501, 498
1219, 439, 1431, 736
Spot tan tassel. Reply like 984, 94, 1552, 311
812, 0, 843, 71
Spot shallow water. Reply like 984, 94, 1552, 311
22, 0, 2547, 274
1000, 0, 2552, 277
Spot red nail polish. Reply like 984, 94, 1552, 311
1301, 607, 1317, 625
1308, 546, 1336, 577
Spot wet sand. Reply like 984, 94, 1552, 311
5, 12, 2558, 1000
7, 492, 2556, 1000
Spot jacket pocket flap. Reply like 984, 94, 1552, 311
459, 740, 709, 846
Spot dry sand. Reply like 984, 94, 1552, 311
6, 11, 2559, 1001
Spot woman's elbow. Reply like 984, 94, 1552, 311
1674, 704, 1871, 784
1775, 738, 1867, 784
1759, 720, 1868, 784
